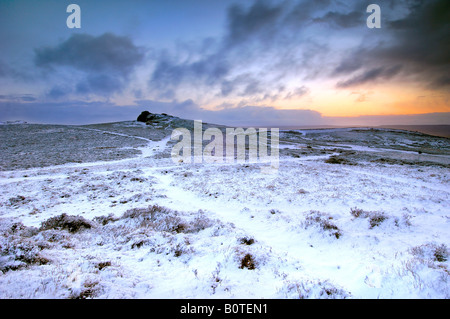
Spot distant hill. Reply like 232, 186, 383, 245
377, 125, 450, 138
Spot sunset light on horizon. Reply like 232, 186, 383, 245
0, 0, 449, 126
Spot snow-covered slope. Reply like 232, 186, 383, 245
0, 120, 449, 298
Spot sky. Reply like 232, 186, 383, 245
0, 0, 449, 126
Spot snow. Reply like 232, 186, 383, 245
0, 122, 449, 299
0, 120, 28, 125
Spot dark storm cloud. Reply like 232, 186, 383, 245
431, 76, 450, 88
336, 65, 402, 88
384, 0, 450, 87
148, 0, 322, 102
332, 55, 364, 76
334, 0, 450, 89
34, 33, 145, 95
313, 10, 363, 28
35, 33, 145, 75
225, 0, 283, 46
387, 0, 450, 66
149, 52, 230, 94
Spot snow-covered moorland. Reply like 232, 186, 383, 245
0, 116, 449, 299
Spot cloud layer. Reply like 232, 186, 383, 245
147, 0, 450, 105
34, 33, 145, 96
333, 0, 450, 89
2, 99, 448, 127
0, 0, 449, 125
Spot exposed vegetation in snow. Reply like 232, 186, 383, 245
0, 118, 449, 298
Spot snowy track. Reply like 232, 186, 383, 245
1, 123, 449, 298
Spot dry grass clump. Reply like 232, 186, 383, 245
239, 253, 256, 270
279, 279, 351, 299
325, 156, 351, 165
304, 211, 342, 239
239, 236, 255, 245
95, 261, 112, 270
0, 204, 216, 277
349, 207, 366, 218
40, 213, 95, 233
69, 279, 100, 299
0, 222, 49, 273
410, 243, 448, 263
92, 214, 118, 226
4, 222, 39, 237
269, 209, 281, 215
7, 195, 32, 206
350, 207, 388, 229
120, 205, 214, 234
367, 212, 388, 228
0, 239, 49, 273
120, 205, 184, 233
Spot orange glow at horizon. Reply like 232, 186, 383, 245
266, 82, 450, 117
188, 80, 450, 119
